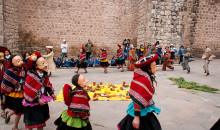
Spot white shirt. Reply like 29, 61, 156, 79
61, 43, 68, 53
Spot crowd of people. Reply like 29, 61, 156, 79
0, 38, 217, 130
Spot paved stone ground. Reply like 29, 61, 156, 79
0, 59, 220, 130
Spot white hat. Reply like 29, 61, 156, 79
46, 46, 53, 49
63, 40, 66, 42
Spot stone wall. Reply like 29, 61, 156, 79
1, 0, 220, 58
136, 0, 220, 57
3, 0, 19, 54
18, 0, 138, 58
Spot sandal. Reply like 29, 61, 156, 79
5, 111, 10, 124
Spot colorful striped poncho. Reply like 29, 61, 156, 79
1, 67, 26, 94
67, 88, 90, 119
24, 70, 54, 103
129, 68, 155, 116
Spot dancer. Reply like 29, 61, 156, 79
0, 47, 7, 118
99, 48, 110, 73
1, 55, 26, 130
118, 54, 161, 130
23, 52, 56, 130
202, 48, 215, 76
76, 47, 88, 73
43, 46, 57, 77
181, 48, 194, 74
55, 74, 92, 130
127, 45, 136, 71
116, 44, 125, 72
162, 48, 174, 71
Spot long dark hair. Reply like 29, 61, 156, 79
140, 64, 157, 91
72, 74, 82, 89
23, 52, 29, 60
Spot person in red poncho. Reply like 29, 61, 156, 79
99, 48, 110, 73
0, 47, 8, 118
22, 52, 56, 130
118, 54, 161, 130
162, 46, 174, 71
76, 46, 88, 73
55, 74, 92, 130
1, 55, 26, 130
116, 44, 125, 72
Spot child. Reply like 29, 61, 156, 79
202, 47, 215, 76
55, 74, 92, 130
116, 44, 125, 72
0, 47, 8, 118
69, 58, 75, 67
76, 47, 88, 73
127, 45, 136, 71
99, 48, 110, 73
182, 48, 193, 74
178, 45, 184, 64
118, 54, 161, 130
88, 56, 94, 67
23, 52, 56, 130
162, 47, 174, 71
55, 57, 62, 68
94, 56, 101, 67
111, 56, 117, 66
170, 44, 177, 60
1, 55, 26, 130
156, 45, 163, 65
62, 56, 70, 68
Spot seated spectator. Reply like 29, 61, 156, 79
69, 58, 75, 67
88, 55, 94, 67
75, 55, 80, 66
111, 56, 117, 66
62, 56, 70, 67
55, 57, 62, 68
94, 56, 101, 67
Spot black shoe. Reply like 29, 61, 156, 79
206, 73, 209, 76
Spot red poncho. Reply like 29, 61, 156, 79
79, 53, 86, 63
129, 69, 155, 115
67, 88, 90, 119
100, 51, 107, 60
117, 49, 123, 58
24, 70, 54, 103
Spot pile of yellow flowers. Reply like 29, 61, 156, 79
56, 83, 131, 101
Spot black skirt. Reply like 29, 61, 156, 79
55, 116, 92, 130
24, 104, 50, 129
100, 62, 110, 68
116, 59, 125, 65
170, 52, 175, 59
118, 113, 161, 130
4, 95, 24, 115
77, 62, 87, 69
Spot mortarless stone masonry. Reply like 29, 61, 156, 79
1, 0, 220, 58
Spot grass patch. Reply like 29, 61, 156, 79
215, 106, 220, 108
168, 77, 219, 94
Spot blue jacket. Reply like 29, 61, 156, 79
179, 49, 184, 56
94, 58, 101, 65
88, 58, 94, 66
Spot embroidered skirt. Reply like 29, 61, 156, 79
55, 110, 92, 130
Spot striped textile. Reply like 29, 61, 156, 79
1, 67, 26, 94
129, 69, 155, 109
100, 51, 107, 60
79, 53, 86, 63
24, 70, 53, 103
68, 88, 90, 113
117, 49, 123, 58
